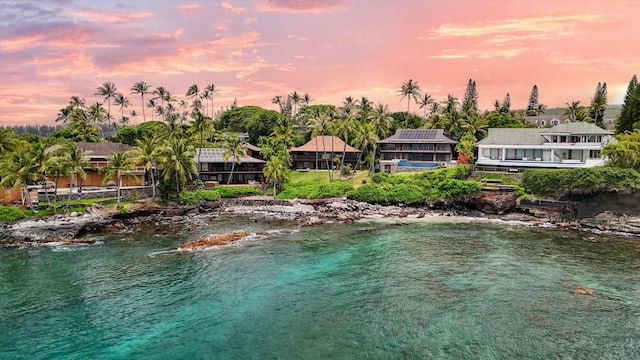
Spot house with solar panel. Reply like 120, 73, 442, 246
377, 129, 457, 173
289, 135, 360, 170
195, 147, 266, 185
475, 122, 615, 171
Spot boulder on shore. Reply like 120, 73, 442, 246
179, 231, 250, 250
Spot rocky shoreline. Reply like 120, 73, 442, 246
1, 198, 638, 247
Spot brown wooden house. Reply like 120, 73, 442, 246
289, 136, 360, 170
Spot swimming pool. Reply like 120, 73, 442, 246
397, 159, 440, 168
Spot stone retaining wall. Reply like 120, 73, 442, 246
38, 186, 153, 203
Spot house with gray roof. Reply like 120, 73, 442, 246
195, 147, 265, 184
475, 122, 615, 170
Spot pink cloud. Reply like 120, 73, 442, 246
257, 0, 348, 13
220, 2, 246, 14
70, 10, 154, 23
180, 4, 200, 10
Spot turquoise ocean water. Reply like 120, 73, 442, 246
1, 216, 639, 359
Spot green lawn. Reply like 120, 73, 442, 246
289, 169, 372, 188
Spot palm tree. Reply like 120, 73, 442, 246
263, 151, 290, 199
69, 96, 85, 110
273, 114, 297, 153
399, 79, 421, 114
70, 109, 99, 150
309, 111, 333, 179
101, 152, 137, 209
204, 84, 218, 118
153, 86, 168, 121
190, 111, 214, 164
367, 103, 393, 174
290, 91, 301, 116
536, 103, 548, 125
113, 93, 130, 128
146, 98, 158, 121
462, 115, 488, 139
95, 81, 117, 129
186, 84, 200, 102
336, 110, 356, 175
0, 128, 18, 156
158, 117, 184, 142
563, 101, 582, 122
129, 137, 159, 199
131, 81, 151, 122
222, 133, 246, 185
158, 138, 197, 196
28, 141, 55, 207
351, 122, 378, 173
302, 93, 312, 106
88, 102, 107, 127
55, 106, 73, 125
0, 149, 39, 211
417, 93, 435, 119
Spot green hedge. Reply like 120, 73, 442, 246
179, 190, 221, 205
348, 183, 428, 204
278, 181, 354, 199
215, 186, 262, 198
521, 167, 640, 196
0, 205, 25, 222
432, 179, 482, 199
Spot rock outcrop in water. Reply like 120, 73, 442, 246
179, 231, 251, 250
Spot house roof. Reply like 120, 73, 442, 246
195, 148, 265, 163
244, 143, 261, 152
75, 142, 131, 157
476, 128, 546, 145
290, 135, 360, 153
543, 122, 613, 135
378, 129, 457, 144
476, 122, 613, 146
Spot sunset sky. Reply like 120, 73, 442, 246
1, 0, 638, 126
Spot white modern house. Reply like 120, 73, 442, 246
475, 122, 615, 170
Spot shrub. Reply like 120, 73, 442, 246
277, 181, 316, 199
179, 190, 221, 205
387, 183, 427, 204
308, 181, 354, 199
522, 167, 640, 196
348, 184, 389, 203
215, 186, 262, 198
0, 205, 25, 222
433, 179, 482, 199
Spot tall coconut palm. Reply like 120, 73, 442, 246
113, 93, 130, 127
186, 84, 200, 102
0, 149, 39, 211
462, 115, 488, 139
367, 103, 393, 174
158, 138, 197, 196
336, 110, 356, 175
69, 96, 86, 110
190, 111, 214, 165
418, 93, 435, 120
273, 114, 297, 153
55, 144, 90, 208
55, 106, 73, 125
204, 84, 218, 118
290, 91, 301, 116
28, 141, 55, 208
222, 133, 246, 185
129, 137, 159, 198
153, 86, 168, 121
398, 79, 421, 114
88, 102, 107, 127
101, 152, 137, 209
302, 93, 312, 106
146, 98, 157, 121
309, 111, 333, 179
95, 81, 117, 128
351, 122, 378, 173
131, 81, 151, 122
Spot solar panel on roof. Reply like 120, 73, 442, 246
397, 129, 437, 140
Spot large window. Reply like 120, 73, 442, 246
506, 149, 542, 160
490, 148, 501, 160
436, 144, 449, 151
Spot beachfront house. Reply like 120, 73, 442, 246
475, 122, 615, 171
195, 147, 265, 185
377, 129, 457, 173
289, 135, 360, 170
55, 142, 147, 188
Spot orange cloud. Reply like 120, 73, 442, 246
0, 34, 45, 51
180, 4, 200, 10
220, 2, 246, 14
257, 0, 348, 13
